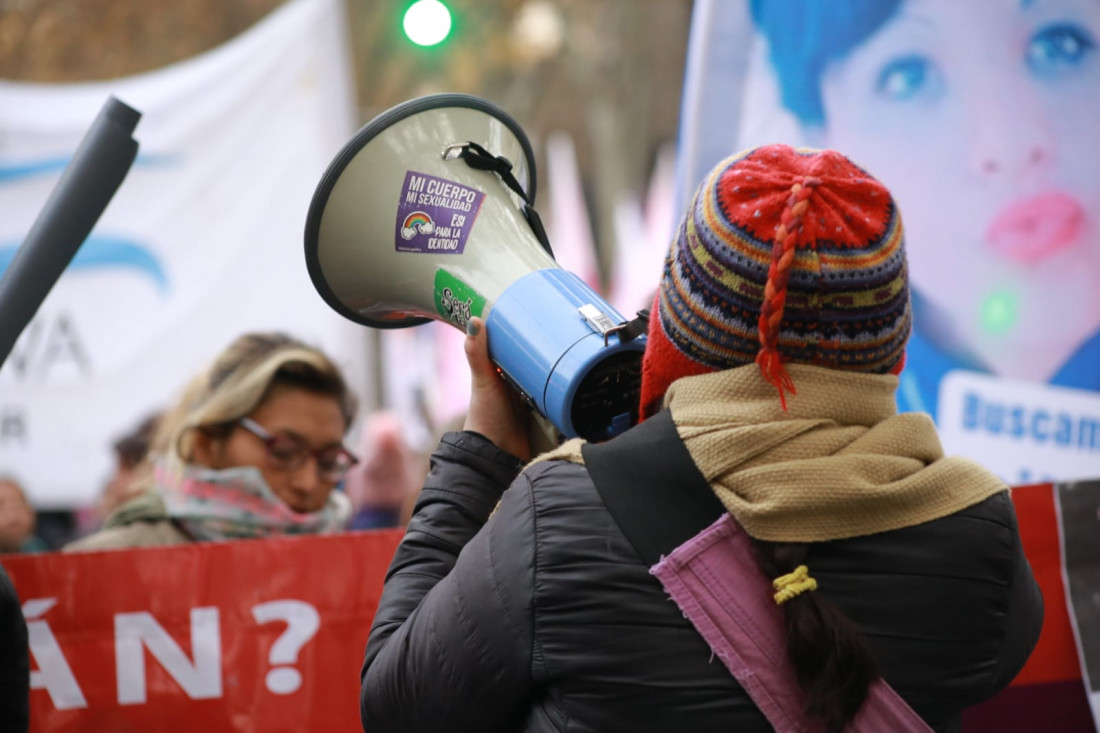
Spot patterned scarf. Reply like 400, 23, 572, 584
156, 460, 350, 541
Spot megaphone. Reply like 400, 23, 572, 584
304, 93, 646, 443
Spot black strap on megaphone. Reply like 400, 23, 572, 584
620, 309, 650, 342
449, 141, 648, 344
450, 141, 555, 259
603, 308, 650, 345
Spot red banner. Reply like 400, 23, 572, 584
1, 529, 403, 733
963, 484, 1095, 732
2, 486, 1096, 732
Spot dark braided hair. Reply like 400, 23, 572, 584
752, 540, 881, 732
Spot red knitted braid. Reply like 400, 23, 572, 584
755, 176, 820, 410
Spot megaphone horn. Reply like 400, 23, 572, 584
304, 93, 646, 442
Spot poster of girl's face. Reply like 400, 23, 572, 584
677, 0, 1100, 482
817, 0, 1100, 381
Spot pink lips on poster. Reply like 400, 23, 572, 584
987, 191, 1085, 263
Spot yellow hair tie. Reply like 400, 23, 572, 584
772, 564, 818, 605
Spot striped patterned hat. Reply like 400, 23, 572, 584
639, 144, 911, 415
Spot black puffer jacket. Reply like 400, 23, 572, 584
361, 431, 1042, 732
0, 564, 29, 733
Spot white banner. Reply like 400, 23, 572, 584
0, 0, 371, 507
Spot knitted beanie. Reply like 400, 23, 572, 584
639, 144, 911, 416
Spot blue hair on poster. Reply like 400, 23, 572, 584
748, 0, 904, 125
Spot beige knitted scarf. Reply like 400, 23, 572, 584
532, 363, 1005, 542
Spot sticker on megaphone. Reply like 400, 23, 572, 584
304, 93, 646, 442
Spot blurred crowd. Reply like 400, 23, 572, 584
0, 331, 426, 556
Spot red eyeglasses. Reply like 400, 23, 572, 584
238, 418, 358, 483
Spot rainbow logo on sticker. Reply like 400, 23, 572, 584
395, 171, 485, 255
400, 211, 435, 240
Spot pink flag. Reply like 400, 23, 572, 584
544, 132, 601, 291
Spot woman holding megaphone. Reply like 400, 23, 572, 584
361, 145, 1042, 733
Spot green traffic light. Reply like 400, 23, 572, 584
403, 0, 453, 47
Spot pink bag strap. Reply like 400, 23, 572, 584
581, 411, 933, 732
651, 515, 934, 733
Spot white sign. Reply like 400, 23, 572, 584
939, 371, 1100, 486
0, 0, 370, 506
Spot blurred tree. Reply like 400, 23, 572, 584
348, 0, 692, 285
0, 0, 692, 282
0, 0, 285, 80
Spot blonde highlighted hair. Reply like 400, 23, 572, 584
152, 332, 357, 465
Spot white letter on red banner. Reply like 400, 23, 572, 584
114, 607, 223, 704
23, 598, 88, 710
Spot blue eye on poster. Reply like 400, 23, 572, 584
676, 0, 1100, 486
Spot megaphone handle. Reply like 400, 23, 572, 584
491, 369, 563, 456
494, 365, 538, 412
525, 410, 564, 456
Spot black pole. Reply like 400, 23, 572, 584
0, 96, 141, 370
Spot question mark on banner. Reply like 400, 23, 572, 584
251, 600, 321, 695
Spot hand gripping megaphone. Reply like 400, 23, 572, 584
304, 94, 646, 442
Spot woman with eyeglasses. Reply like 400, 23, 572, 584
66, 332, 359, 551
